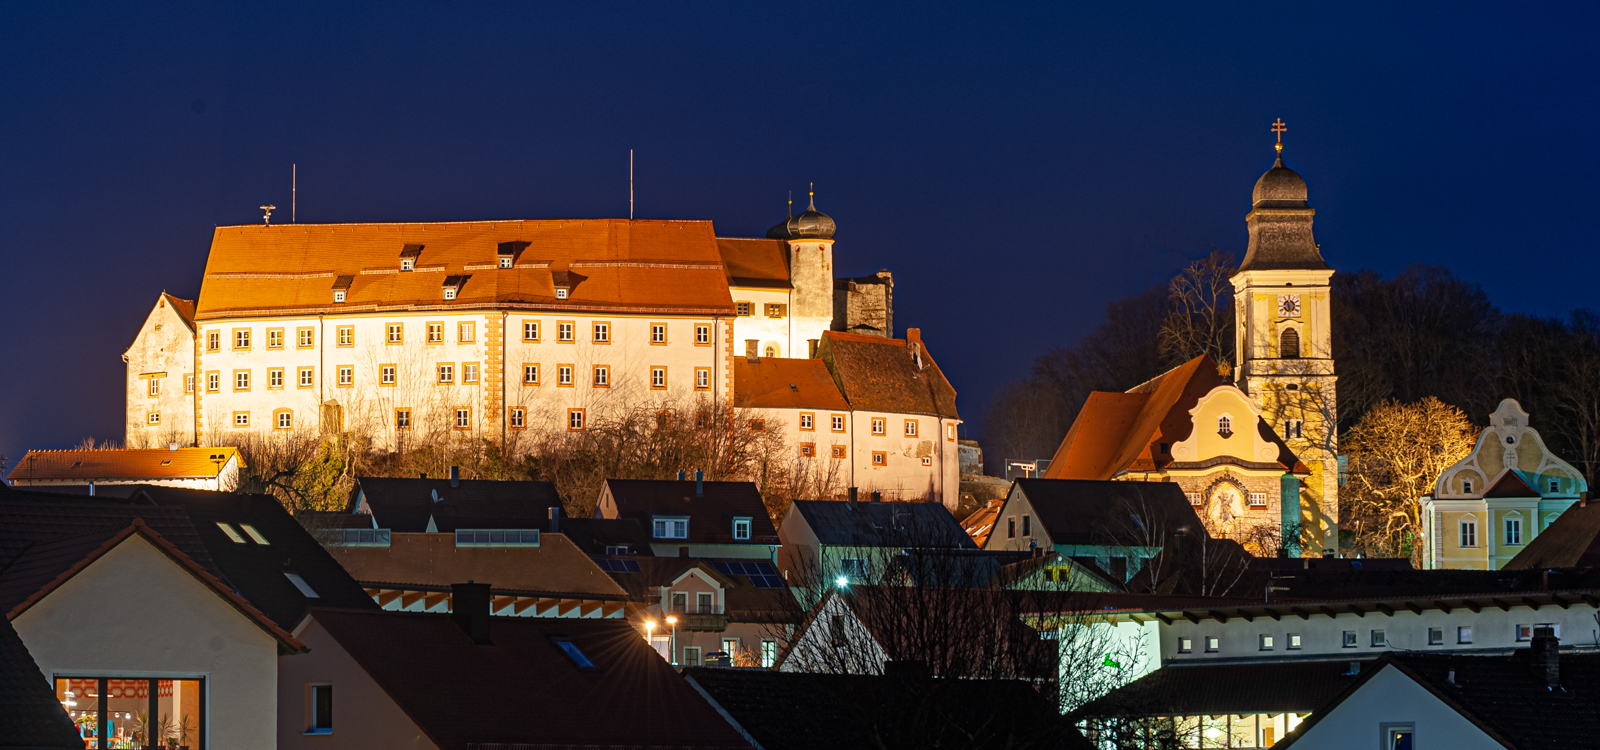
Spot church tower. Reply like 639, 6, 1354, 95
766, 188, 837, 357
1232, 130, 1339, 556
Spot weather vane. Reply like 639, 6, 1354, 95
260, 204, 276, 225
1271, 118, 1287, 153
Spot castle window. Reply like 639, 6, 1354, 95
1284, 419, 1303, 439
510, 408, 525, 429
695, 368, 710, 390
1217, 416, 1232, 437
695, 324, 711, 345
764, 344, 778, 358
1279, 328, 1300, 358
1248, 492, 1267, 507
735, 301, 751, 317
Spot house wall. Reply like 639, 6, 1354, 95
1285, 664, 1502, 750
849, 412, 960, 507
124, 297, 197, 448
13, 536, 281, 750
1156, 602, 1599, 665
776, 593, 888, 674
278, 618, 438, 750
728, 288, 793, 359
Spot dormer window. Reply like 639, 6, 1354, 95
555, 288, 569, 299
497, 240, 528, 270
399, 243, 424, 271
333, 290, 347, 303
733, 517, 752, 540
442, 275, 468, 301
331, 275, 353, 304
444, 288, 457, 300
653, 516, 689, 539
500, 257, 513, 269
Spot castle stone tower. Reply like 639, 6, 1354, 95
1231, 146, 1340, 555
766, 190, 836, 357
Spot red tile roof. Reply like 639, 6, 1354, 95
1484, 470, 1541, 498
308, 608, 752, 749
960, 497, 1006, 547
717, 237, 791, 289
819, 330, 959, 418
331, 532, 631, 599
1044, 355, 1303, 479
6, 448, 241, 483
196, 220, 737, 320
161, 292, 196, 328
733, 357, 849, 411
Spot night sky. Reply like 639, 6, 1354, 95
2, 2, 1596, 465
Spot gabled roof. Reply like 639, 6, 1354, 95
351, 477, 562, 533
196, 220, 737, 320
1075, 660, 1361, 719
602, 480, 778, 547
732, 357, 850, 411
1010, 479, 1205, 547
1043, 355, 1303, 479
161, 292, 196, 329
959, 497, 1005, 547
1504, 501, 1600, 569
789, 500, 974, 548
6, 447, 241, 483
1278, 651, 1600, 749
308, 608, 751, 749
331, 532, 630, 600
0, 613, 82, 749
2, 519, 305, 652
819, 330, 958, 418
1484, 470, 1542, 498
716, 237, 791, 289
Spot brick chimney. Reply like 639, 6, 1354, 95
449, 465, 460, 488
1529, 626, 1560, 689
548, 505, 562, 534
450, 582, 492, 644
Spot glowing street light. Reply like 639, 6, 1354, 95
665, 615, 679, 666
836, 576, 849, 588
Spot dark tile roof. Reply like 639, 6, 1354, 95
1505, 501, 1600, 569
684, 666, 1086, 750
1011, 479, 1205, 547
351, 476, 562, 532
1484, 470, 1541, 498
1075, 660, 1362, 718
309, 608, 751, 749
558, 517, 650, 555
1280, 650, 1600, 749
818, 330, 959, 418
602, 480, 778, 547
0, 614, 82, 749
789, 500, 974, 548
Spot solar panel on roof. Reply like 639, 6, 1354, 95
712, 561, 784, 587
591, 557, 641, 573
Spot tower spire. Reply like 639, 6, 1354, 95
808, 182, 816, 211
1271, 118, 1287, 154
787, 191, 793, 218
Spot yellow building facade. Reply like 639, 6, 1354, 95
1420, 399, 1586, 570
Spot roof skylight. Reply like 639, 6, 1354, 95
216, 522, 246, 543
240, 524, 269, 545
284, 573, 320, 598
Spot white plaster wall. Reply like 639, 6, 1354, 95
1158, 603, 1599, 664
728, 289, 793, 358
850, 412, 960, 507
125, 298, 197, 448
13, 536, 280, 750
1287, 665, 1501, 750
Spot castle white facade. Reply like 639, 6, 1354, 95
123, 198, 962, 506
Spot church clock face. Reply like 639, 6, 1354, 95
1278, 294, 1302, 318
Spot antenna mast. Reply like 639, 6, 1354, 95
629, 149, 634, 221
292, 164, 297, 222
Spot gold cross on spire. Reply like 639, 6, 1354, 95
1271, 118, 1287, 152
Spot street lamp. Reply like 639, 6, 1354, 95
836, 576, 849, 588
665, 615, 679, 666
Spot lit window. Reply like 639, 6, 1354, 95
462, 363, 479, 384
1205, 637, 1219, 653
437, 364, 455, 384
904, 420, 918, 437
524, 364, 540, 385
387, 323, 403, 344
872, 451, 886, 466
592, 323, 609, 343
695, 368, 710, 390
234, 412, 250, 426
733, 518, 752, 540
337, 326, 354, 346
695, 324, 710, 345
831, 415, 845, 432
651, 367, 666, 389
651, 324, 666, 344
395, 409, 411, 430
871, 419, 886, 435
267, 329, 282, 349
299, 368, 315, 388
337, 366, 353, 386
1288, 633, 1301, 649
523, 321, 540, 342
558, 322, 574, 342
761, 640, 777, 667
509, 408, 525, 429
298, 328, 314, 348
240, 524, 269, 545
217, 522, 246, 543
800, 414, 815, 431
427, 322, 443, 343
1259, 634, 1273, 651
766, 303, 785, 319
558, 365, 574, 386
593, 366, 609, 387
277, 411, 293, 430
455, 408, 471, 429
236, 329, 253, 349
1178, 638, 1192, 653
568, 409, 585, 431
459, 322, 475, 343
380, 365, 396, 385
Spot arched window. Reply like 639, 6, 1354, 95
1280, 328, 1300, 358
1217, 416, 1232, 436
764, 344, 778, 358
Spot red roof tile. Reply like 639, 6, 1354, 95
717, 237, 791, 289
6, 448, 241, 483
733, 357, 849, 410
331, 532, 630, 599
819, 330, 958, 418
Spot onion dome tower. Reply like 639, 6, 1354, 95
764, 185, 836, 358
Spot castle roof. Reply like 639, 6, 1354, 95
819, 330, 959, 419
733, 357, 850, 411
6, 447, 241, 484
717, 237, 791, 289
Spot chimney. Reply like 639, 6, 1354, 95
419, 472, 427, 479
1343, 661, 1360, 676
678, 470, 686, 481
906, 328, 921, 345
449, 466, 460, 488
168, 442, 179, 452
1530, 626, 1560, 689
695, 469, 703, 496
679, 546, 690, 558
848, 487, 858, 506
450, 582, 492, 644
1582, 491, 1589, 509
548, 506, 562, 534
871, 490, 882, 503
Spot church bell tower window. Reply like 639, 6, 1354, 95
1279, 328, 1300, 358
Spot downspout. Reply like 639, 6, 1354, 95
501, 311, 508, 448
192, 326, 200, 447
318, 314, 325, 413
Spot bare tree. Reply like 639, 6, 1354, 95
1340, 397, 1478, 564
1158, 250, 1236, 365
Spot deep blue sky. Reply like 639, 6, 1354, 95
2, 2, 1596, 465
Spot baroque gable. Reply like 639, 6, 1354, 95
1436, 399, 1588, 500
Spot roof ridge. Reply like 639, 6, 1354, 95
214, 218, 715, 230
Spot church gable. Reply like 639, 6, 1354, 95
1436, 399, 1588, 500
1171, 386, 1282, 467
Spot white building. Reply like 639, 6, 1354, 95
122, 200, 960, 502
